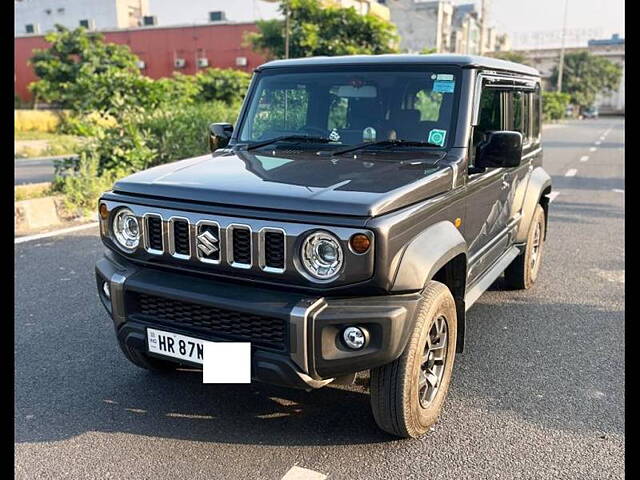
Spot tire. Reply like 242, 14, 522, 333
118, 338, 177, 372
370, 281, 457, 438
504, 204, 546, 290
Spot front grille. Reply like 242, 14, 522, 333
146, 216, 163, 252
264, 231, 285, 269
172, 220, 190, 256
232, 227, 251, 265
131, 292, 286, 350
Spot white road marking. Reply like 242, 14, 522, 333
565, 169, 577, 177
15, 222, 99, 244
548, 191, 560, 203
589, 147, 597, 152
595, 140, 601, 145
580, 155, 589, 162
281, 466, 327, 480
612, 189, 625, 193
600, 136, 606, 141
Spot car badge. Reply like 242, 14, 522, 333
197, 230, 219, 256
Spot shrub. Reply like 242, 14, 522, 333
542, 91, 571, 122
194, 68, 252, 104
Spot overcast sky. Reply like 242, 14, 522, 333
149, 0, 625, 49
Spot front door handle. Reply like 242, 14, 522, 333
501, 174, 509, 190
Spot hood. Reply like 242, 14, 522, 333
113, 149, 454, 217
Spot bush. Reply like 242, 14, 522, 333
542, 91, 571, 122
194, 69, 251, 104
127, 101, 241, 167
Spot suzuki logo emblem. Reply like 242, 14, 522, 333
197, 230, 219, 256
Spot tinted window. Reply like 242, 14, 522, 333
471, 86, 502, 162
531, 85, 541, 142
250, 86, 309, 140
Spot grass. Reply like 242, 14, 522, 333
14, 132, 86, 158
15, 183, 54, 202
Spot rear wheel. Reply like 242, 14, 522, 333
370, 281, 457, 438
504, 203, 546, 289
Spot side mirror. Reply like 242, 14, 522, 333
476, 131, 523, 169
209, 123, 233, 151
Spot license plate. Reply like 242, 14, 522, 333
147, 328, 211, 365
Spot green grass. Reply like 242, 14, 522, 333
14, 132, 86, 158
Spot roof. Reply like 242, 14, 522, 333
257, 54, 540, 76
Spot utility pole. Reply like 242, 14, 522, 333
557, 0, 569, 92
479, 0, 486, 55
284, 0, 290, 59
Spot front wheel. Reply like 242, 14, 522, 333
370, 281, 457, 438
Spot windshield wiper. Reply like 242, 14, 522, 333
246, 135, 331, 151
332, 139, 440, 156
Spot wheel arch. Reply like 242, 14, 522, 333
515, 167, 552, 243
391, 220, 468, 352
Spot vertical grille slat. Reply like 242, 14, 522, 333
170, 218, 191, 258
146, 216, 163, 252
232, 227, 252, 265
264, 231, 285, 269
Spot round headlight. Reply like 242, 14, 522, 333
300, 231, 344, 281
112, 208, 140, 252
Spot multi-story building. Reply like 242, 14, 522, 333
513, 34, 624, 114
15, 0, 150, 35
385, 0, 506, 55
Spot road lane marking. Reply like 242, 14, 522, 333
589, 147, 597, 152
281, 466, 327, 480
565, 169, 577, 177
612, 189, 625, 193
548, 191, 560, 203
595, 140, 601, 145
580, 155, 589, 162
15, 222, 99, 244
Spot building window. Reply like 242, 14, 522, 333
25, 24, 39, 34
79, 19, 95, 30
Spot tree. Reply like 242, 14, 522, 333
29, 25, 141, 111
549, 51, 622, 110
247, 0, 398, 59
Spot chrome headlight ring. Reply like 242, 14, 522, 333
112, 207, 141, 252
299, 230, 344, 281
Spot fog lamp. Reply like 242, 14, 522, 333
343, 326, 367, 350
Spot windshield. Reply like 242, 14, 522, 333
237, 67, 460, 150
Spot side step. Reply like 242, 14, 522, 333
464, 246, 520, 310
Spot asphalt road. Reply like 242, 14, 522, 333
14, 156, 57, 185
15, 118, 625, 479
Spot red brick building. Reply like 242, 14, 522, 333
14, 22, 267, 101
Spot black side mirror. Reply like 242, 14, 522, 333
209, 123, 233, 151
476, 131, 523, 169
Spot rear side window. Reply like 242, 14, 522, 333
508, 90, 531, 145
531, 85, 541, 143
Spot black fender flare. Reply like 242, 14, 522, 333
515, 167, 552, 243
391, 220, 468, 293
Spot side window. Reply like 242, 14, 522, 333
471, 85, 502, 164
508, 90, 531, 145
531, 85, 541, 143
249, 86, 309, 140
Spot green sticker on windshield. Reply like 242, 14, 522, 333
428, 129, 447, 147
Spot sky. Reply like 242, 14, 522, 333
148, 0, 625, 49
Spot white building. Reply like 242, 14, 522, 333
15, 0, 150, 35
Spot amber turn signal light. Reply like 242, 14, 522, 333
99, 203, 109, 220
350, 233, 371, 254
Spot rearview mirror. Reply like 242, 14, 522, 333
209, 123, 233, 151
476, 131, 523, 169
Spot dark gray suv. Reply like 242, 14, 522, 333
95, 54, 551, 438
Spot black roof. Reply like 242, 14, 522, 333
257, 53, 540, 77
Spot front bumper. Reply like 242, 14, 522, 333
96, 251, 421, 389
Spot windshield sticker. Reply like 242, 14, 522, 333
433, 79, 455, 93
428, 129, 447, 147
436, 74, 454, 81
329, 129, 341, 142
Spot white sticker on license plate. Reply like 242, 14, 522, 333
147, 328, 211, 364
